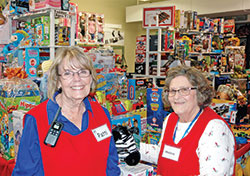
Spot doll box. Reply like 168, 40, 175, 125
29, 0, 61, 12
119, 163, 154, 176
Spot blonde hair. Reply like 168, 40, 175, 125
47, 46, 97, 99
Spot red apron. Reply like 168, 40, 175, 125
157, 107, 236, 176
27, 100, 111, 176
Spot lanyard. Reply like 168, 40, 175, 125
173, 109, 202, 142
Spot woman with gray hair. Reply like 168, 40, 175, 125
141, 65, 235, 176
12, 46, 120, 176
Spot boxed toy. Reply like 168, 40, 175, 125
12, 110, 27, 160
127, 78, 153, 106
147, 88, 170, 131
96, 72, 119, 96
0, 78, 40, 159
25, 48, 40, 78
141, 130, 162, 145
210, 99, 237, 124
119, 163, 154, 176
29, 0, 61, 12
111, 113, 141, 136
111, 113, 141, 147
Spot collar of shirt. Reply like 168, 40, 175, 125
46, 91, 93, 135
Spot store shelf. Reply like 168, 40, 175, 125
9, 9, 76, 60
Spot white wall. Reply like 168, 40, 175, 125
126, 0, 250, 23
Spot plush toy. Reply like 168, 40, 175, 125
112, 125, 140, 166
2, 30, 29, 55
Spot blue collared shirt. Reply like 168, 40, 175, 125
12, 92, 120, 176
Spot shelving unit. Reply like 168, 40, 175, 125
8, 9, 76, 60
145, 26, 166, 76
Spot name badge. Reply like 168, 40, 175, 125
92, 124, 112, 142
162, 144, 181, 161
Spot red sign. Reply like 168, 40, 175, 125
143, 6, 175, 28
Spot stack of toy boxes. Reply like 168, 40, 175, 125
0, 78, 40, 160
210, 99, 237, 124
127, 78, 153, 109
111, 114, 141, 148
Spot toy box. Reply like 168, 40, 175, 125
93, 53, 115, 74
0, 78, 40, 159
119, 163, 154, 176
111, 113, 141, 147
111, 113, 141, 136
25, 48, 40, 78
131, 108, 147, 135
147, 88, 170, 131
96, 72, 119, 96
127, 78, 153, 106
12, 110, 27, 160
141, 130, 162, 145
210, 99, 237, 124
231, 124, 250, 142
29, 0, 61, 12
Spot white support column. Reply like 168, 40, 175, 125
50, 9, 55, 60
146, 28, 150, 75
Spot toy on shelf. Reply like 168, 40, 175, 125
2, 30, 29, 56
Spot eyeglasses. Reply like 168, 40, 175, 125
166, 87, 197, 97
58, 69, 91, 80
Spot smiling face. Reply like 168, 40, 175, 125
168, 75, 200, 121
58, 58, 92, 103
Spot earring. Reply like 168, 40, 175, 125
58, 87, 62, 93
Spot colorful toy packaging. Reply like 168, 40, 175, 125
127, 78, 153, 106
25, 48, 40, 78
0, 77, 40, 160
29, 0, 61, 12
210, 99, 237, 124
147, 88, 170, 131
111, 113, 141, 147
12, 110, 27, 160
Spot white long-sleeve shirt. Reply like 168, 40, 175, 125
140, 115, 235, 176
